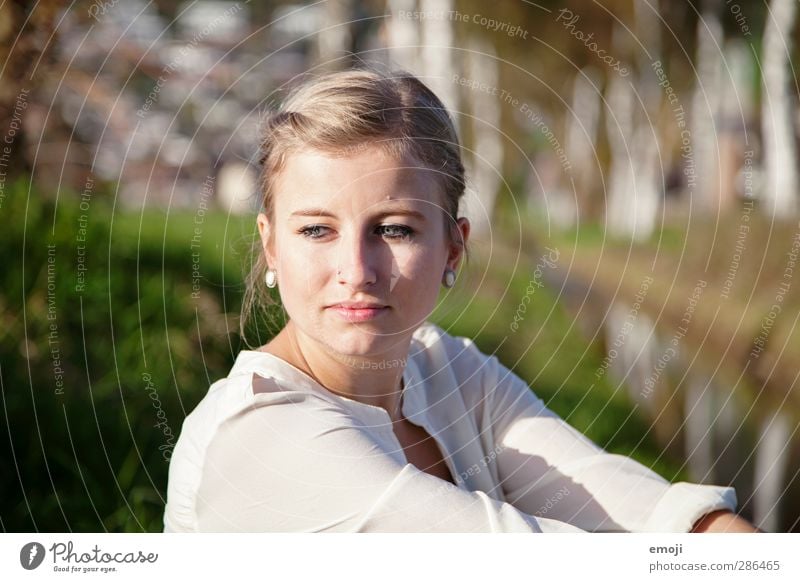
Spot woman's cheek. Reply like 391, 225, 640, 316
389, 246, 420, 281
277, 243, 328, 294
391, 246, 441, 295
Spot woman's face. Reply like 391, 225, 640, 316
257, 145, 469, 359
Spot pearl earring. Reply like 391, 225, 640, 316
443, 269, 456, 288
265, 268, 277, 288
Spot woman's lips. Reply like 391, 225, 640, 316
328, 305, 389, 322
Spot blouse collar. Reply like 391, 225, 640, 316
226, 343, 425, 422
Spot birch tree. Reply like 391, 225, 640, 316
761, 0, 798, 216
462, 38, 502, 239
690, 0, 724, 212
386, 0, 419, 71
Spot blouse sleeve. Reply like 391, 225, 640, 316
474, 344, 738, 532
194, 390, 584, 533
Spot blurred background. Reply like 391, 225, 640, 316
1, 0, 799, 532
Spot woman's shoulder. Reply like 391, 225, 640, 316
165, 355, 359, 533
189, 350, 344, 420
408, 321, 504, 410
172, 353, 357, 482
412, 320, 479, 353
411, 321, 496, 373
411, 321, 541, 403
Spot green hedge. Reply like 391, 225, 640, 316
0, 179, 253, 531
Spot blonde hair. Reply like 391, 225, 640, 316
241, 68, 467, 345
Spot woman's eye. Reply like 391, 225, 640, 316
298, 225, 330, 239
376, 224, 414, 240
299, 224, 413, 240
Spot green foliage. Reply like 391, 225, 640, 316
0, 179, 253, 531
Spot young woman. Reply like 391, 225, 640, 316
163, 68, 757, 533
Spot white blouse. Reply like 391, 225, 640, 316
163, 321, 737, 533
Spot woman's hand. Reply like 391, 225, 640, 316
690, 510, 762, 532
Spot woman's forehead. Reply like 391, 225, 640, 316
273, 147, 445, 216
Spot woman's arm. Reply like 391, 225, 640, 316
690, 510, 761, 532
467, 343, 739, 532
194, 389, 584, 533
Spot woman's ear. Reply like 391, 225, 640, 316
256, 212, 276, 267
446, 217, 470, 271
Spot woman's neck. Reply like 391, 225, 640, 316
260, 320, 410, 422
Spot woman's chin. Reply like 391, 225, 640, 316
317, 329, 400, 360
323, 338, 386, 360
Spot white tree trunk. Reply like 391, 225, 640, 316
753, 411, 791, 532
419, 0, 458, 114
461, 38, 501, 239
314, 0, 352, 70
761, 0, 799, 216
605, 72, 637, 237
604, 23, 660, 241
719, 39, 757, 205
721, 39, 756, 124
565, 67, 601, 219
605, 74, 658, 240
684, 376, 716, 483
690, 0, 724, 212
217, 161, 257, 216
386, 0, 419, 71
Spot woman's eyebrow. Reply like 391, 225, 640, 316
290, 206, 428, 222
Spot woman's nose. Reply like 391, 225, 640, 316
335, 231, 378, 288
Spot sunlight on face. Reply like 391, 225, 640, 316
258, 146, 460, 359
